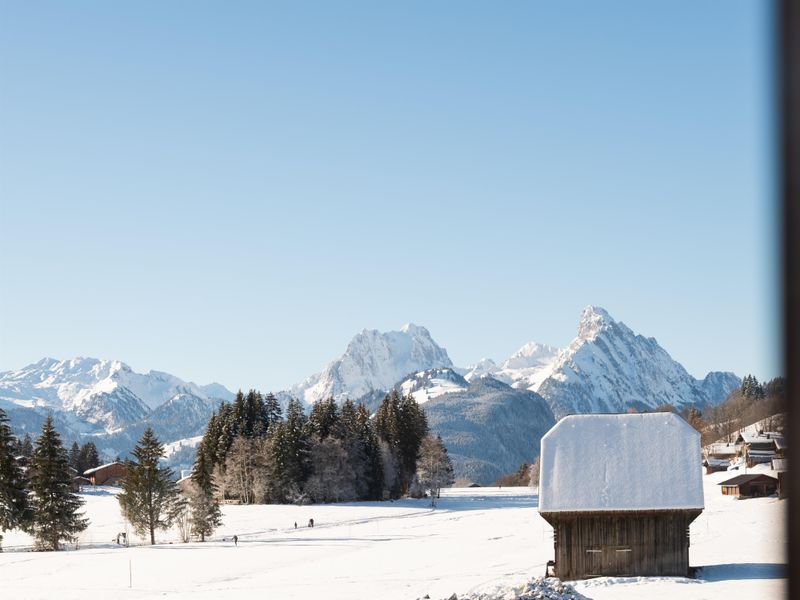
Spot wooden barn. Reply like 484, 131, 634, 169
83, 461, 126, 486
718, 473, 778, 498
538, 413, 704, 579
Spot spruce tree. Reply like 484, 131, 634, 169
0, 408, 32, 550
189, 443, 222, 541
353, 402, 384, 500
269, 400, 311, 501
68, 442, 80, 473
262, 392, 282, 430
397, 394, 429, 494
78, 442, 100, 474
29, 416, 87, 550
18, 433, 33, 458
308, 397, 339, 439
118, 427, 185, 545
232, 390, 246, 436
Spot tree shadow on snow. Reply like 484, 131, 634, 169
697, 563, 787, 581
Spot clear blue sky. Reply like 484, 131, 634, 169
0, 1, 779, 391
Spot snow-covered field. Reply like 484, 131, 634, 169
0, 467, 786, 600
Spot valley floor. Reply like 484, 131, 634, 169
0, 468, 786, 600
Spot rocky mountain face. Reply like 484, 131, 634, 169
534, 306, 740, 419
0, 357, 233, 459
289, 323, 453, 404
423, 377, 555, 484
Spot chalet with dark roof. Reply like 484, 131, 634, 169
718, 473, 778, 498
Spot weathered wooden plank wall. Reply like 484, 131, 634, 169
542, 509, 701, 579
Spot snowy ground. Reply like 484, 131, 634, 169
0, 467, 786, 600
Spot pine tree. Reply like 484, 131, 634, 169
375, 391, 402, 497
262, 393, 282, 430
189, 443, 222, 541
68, 442, 80, 473
269, 400, 311, 502
308, 397, 339, 439
28, 416, 87, 550
356, 403, 384, 500
17, 433, 33, 458
0, 408, 32, 550
118, 427, 185, 545
78, 442, 99, 474
232, 390, 246, 437
396, 394, 429, 494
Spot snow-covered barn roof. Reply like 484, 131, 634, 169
83, 461, 123, 476
706, 443, 737, 456
538, 413, 704, 513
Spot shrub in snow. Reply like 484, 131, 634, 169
451, 577, 589, 600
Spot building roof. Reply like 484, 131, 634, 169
718, 473, 778, 486
738, 431, 783, 445
83, 461, 124, 476
538, 413, 704, 513
772, 458, 788, 472
706, 443, 737, 456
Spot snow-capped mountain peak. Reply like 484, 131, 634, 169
576, 305, 616, 341
537, 307, 740, 418
0, 357, 235, 434
501, 342, 559, 371
290, 324, 453, 404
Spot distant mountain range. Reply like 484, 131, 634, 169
0, 306, 740, 482
0, 358, 234, 460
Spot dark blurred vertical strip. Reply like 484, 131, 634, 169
780, 0, 798, 598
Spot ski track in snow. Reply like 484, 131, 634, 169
0, 471, 786, 600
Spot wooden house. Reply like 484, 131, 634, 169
734, 431, 783, 467
702, 443, 736, 474
83, 461, 126, 486
538, 413, 704, 579
718, 473, 778, 498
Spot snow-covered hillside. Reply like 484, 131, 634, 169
289, 323, 453, 404
397, 367, 468, 404
424, 377, 555, 484
0, 358, 233, 456
0, 470, 785, 600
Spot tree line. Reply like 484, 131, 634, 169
647, 374, 785, 445
196, 389, 452, 505
1, 389, 456, 551
0, 409, 87, 551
